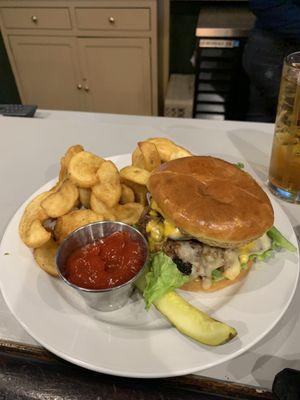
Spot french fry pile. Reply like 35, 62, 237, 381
19, 138, 192, 276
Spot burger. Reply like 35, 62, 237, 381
139, 155, 275, 292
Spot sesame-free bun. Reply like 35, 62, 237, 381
180, 262, 252, 292
148, 156, 274, 249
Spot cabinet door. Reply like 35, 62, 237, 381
9, 36, 84, 111
78, 38, 152, 116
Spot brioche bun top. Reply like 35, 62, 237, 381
148, 156, 274, 248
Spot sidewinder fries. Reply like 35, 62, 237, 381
147, 137, 192, 161
113, 203, 144, 225
120, 166, 150, 186
54, 209, 103, 243
120, 184, 135, 204
78, 188, 91, 209
19, 192, 51, 248
19, 138, 191, 275
90, 193, 116, 221
138, 141, 161, 172
59, 144, 83, 182
92, 160, 121, 208
41, 180, 78, 218
68, 151, 104, 188
121, 180, 148, 206
23, 219, 52, 249
132, 146, 146, 169
33, 238, 59, 276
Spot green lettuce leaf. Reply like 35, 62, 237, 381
248, 249, 274, 263
235, 162, 245, 170
267, 226, 297, 252
211, 269, 225, 282
240, 262, 248, 270
143, 252, 189, 310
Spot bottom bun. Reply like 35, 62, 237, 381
180, 262, 252, 292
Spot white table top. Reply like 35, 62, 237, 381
0, 110, 299, 390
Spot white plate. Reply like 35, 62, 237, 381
0, 154, 299, 378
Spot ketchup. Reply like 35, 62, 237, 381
64, 231, 145, 290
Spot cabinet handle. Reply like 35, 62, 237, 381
77, 84, 82, 90
31, 15, 38, 23
84, 86, 90, 92
108, 17, 115, 24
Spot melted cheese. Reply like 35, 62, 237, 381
238, 233, 272, 263
163, 220, 182, 239
146, 217, 185, 242
146, 220, 163, 241
150, 200, 164, 215
223, 253, 240, 280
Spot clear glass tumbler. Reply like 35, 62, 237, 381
268, 52, 300, 203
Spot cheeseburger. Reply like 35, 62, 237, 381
139, 156, 274, 291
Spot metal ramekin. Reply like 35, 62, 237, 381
56, 221, 148, 312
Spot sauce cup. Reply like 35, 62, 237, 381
56, 221, 148, 312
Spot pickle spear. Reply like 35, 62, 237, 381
154, 290, 237, 346
135, 252, 237, 346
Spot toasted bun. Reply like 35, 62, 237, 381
180, 262, 252, 292
148, 156, 274, 248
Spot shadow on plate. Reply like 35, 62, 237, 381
36, 274, 169, 331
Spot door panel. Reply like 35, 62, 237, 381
78, 37, 152, 115
9, 36, 84, 110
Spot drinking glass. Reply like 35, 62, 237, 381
268, 51, 300, 203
